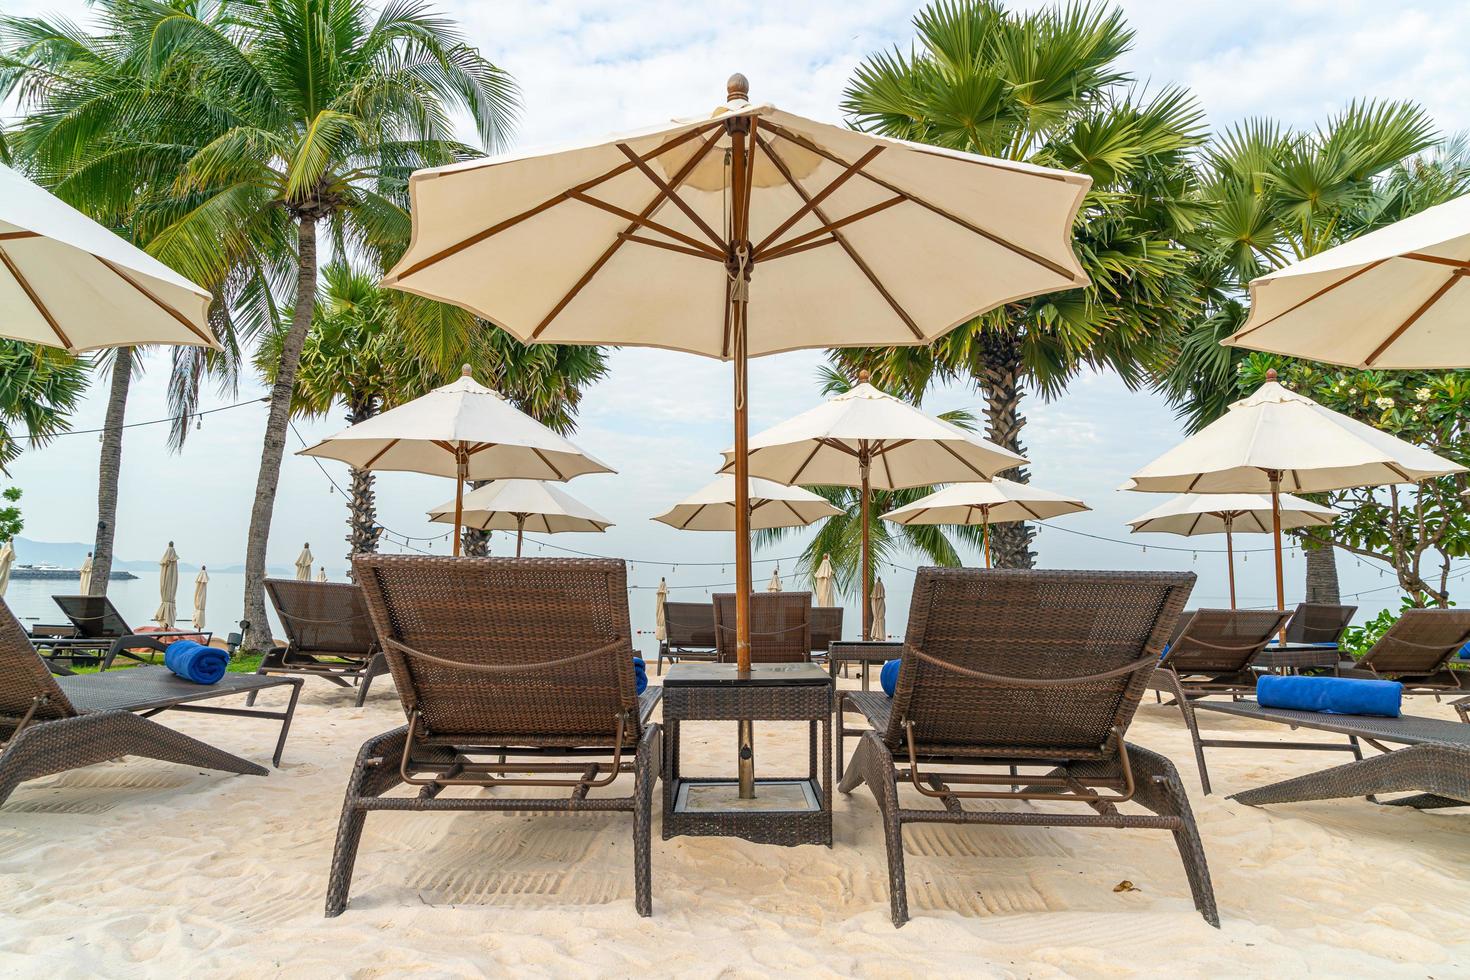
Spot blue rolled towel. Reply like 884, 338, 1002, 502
1458, 641, 1470, 661
164, 639, 229, 685
1257, 674, 1401, 718
880, 658, 900, 697
631, 656, 648, 695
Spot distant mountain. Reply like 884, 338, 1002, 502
12, 537, 295, 575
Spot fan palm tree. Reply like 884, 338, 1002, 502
4, 0, 517, 648
837, 0, 1207, 566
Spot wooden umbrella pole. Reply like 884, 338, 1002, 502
515, 514, 525, 558
983, 511, 991, 568
452, 446, 466, 557
1269, 471, 1286, 640
860, 453, 872, 640
1224, 514, 1237, 609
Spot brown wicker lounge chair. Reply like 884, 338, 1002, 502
0, 602, 301, 808
245, 579, 387, 706
48, 594, 210, 669
712, 591, 812, 663
1145, 608, 1293, 794
809, 606, 843, 659
837, 568, 1216, 928
328, 555, 662, 918
1337, 609, 1470, 693
656, 601, 717, 674
1284, 602, 1357, 645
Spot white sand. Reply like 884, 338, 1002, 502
2, 676, 1467, 977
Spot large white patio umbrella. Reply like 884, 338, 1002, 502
870, 577, 887, 641
1126, 492, 1338, 608
881, 477, 1088, 568
0, 541, 13, 597
78, 552, 93, 593
652, 474, 841, 531
724, 377, 1024, 637
294, 544, 314, 581
813, 554, 835, 607
154, 542, 179, 629
192, 567, 209, 630
1130, 371, 1464, 612
302, 367, 613, 554
427, 478, 613, 557
0, 162, 216, 352
655, 577, 669, 643
1226, 194, 1470, 368
767, 566, 782, 592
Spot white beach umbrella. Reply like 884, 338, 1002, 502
1226, 194, 1470, 368
767, 566, 782, 592
0, 162, 216, 352
652, 474, 841, 531
192, 567, 209, 630
1127, 492, 1339, 608
655, 577, 669, 642
78, 552, 93, 594
724, 377, 1024, 637
317, 566, 328, 582
295, 544, 314, 581
813, 553, 835, 607
302, 368, 613, 554
154, 542, 179, 629
427, 478, 614, 557
1130, 371, 1464, 611
382, 73, 1089, 679
0, 541, 13, 597
882, 478, 1088, 568
870, 577, 886, 642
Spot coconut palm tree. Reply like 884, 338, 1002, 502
0, 341, 87, 474
837, 0, 1207, 566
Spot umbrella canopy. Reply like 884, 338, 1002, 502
78, 552, 93, 594
881, 478, 1088, 567
767, 566, 782, 592
317, 566, 328, 582
0, 541, 13, 597
1226, 194, 1470, 368
652, 474, 841, 531
0, 162, 216, 353
155, 542, 179, 629
301, 367, 613, 554
427, 478, 613, 557
870, 577, 887, 641
1127, 492, 1339, 608
726, 379, 1025, 635
295, 545, 315, 581
192, 567, 209, 630
655, 577, 669, 642
813, 554, 835, 607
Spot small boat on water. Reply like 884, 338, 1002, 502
10, 563, 138, 581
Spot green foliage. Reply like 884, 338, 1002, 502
0, 341, 88, 473
1339, 604, 1403, 658
0, 486, 22, 543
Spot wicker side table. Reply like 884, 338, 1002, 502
661, 662, 833, 847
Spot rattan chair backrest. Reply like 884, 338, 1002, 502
663, 601, 716, 649
52, 594, 129, 639
1163, 608, 1292, 674
809, 606, 844, 654
1284, 602, 1357, 644
0, 600, 76, 723
264, 579, 378, 658
712, 592, 812, 663
1360, 609, 1470, 674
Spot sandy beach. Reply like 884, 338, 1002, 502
2, 675, 1466, 978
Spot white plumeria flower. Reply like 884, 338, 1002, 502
1348, 386, 1359, 395
1375, 396, 1395, 410
1416, 387, 1432, 402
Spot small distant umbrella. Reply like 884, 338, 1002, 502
652, 475, 841, 532
655, 577, 669, 642
0, 540, 13, 597
881, 478, 1089, 568
317, 566, 328, 582
192, 566, 209, 630
427, 479, 613, 557
813, 553, 835, 607
767, 566, 782, 592
295, 544, 314, 581
78, 551, 93, 593
155, 542, 178, 628
870, 577, 887, 641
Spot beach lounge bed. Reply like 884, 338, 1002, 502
1283, 602, 1357, 645
809, 606, 843, 660
246, 579, 387, 706
1193, 699, 1470, 810
1146, 608, 1294, 793
46, 594, 210, 669
0, 603, 302, 808
1336, 609, 1470, 694
837, 568, 1217, 928
656, 601, 718, 674
327, 556, 662, 918
713, 591, 812, 663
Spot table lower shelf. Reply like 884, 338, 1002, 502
663, 777, 832, 846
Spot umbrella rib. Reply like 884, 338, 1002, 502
759, 236, 838, 262
568, 192, 725, 258
738, 116, 759, 241
752, 145, 884, 254
0, 244, 73, 349
787, 442, 826, 485
361, 438, 400, 469
1015, 501, 1045, 521
1364, 268, 1467, 366
1231, 259, 1386, 341
677, 504, 703, 530
1402, 252, 1470, 270
760, 196, 907, 261
531, 447, 568, 480
532, 128, 725, 340
757, 136, 924, 340
617, 232, 723, 261
759, 122, 1080, 283
0, 231, 40, 241
1188, 512, 1204, 536
391, 121, 723, 281
779, 498, 807, 526
97, 257, 215, 346
934, 440, 990, 479
615, 143, 726, 250
879, 449, 896, 490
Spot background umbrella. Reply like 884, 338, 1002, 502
870, 577, 886, 641
427, 478, 613, 557
1226, 194, 1470, 368
317, 567, 328, 582
1126, 492, 1338, 608
767, 566, 782, 592
0, 162, 216, 352
0, 541, 13, 597
78, 552, 92, 594
813, 554, 835, 607
154, 542, 178, 629
652, 474, 841, 531
303, 367, 612, 555
881, 478, 1088, 568
1130, 370, 1463, 612
727, 376, 1023, 637
655, 577, 668, 643
192, 567, 209, 630
295, 544, 314, 581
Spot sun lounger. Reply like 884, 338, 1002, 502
1336, 609, 1470, 693
1283, 602, 1357, 645
837, 568, 1216, 928
247, 579, 388, 706
712, 591, 812, 663
328, 555, 662, 918
656, 601, 717, 674
809, 606, 843, 660
48, 594, 211, 669
0, 602, 301, 808
1193, 699, 1470, 809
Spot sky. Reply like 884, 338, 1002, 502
5, 0, 1470, 637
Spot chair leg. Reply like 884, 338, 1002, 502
325, 728, 412, 917
1126, 745, 1220, 928
633, 723, 662, 917
271, 681, 303, 767
1165, 671, 1213, 795
840, 732, 910, 927
355, 653, 388, 708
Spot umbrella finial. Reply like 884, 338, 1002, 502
857, 369, 870, 384
1266, 368, 1278, 382
461, 363, 472, 378
727, 73, 749, 103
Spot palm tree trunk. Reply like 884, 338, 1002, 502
344, 397, 382, 557
89, 346, 133, 596
978, 330, 1034, 569
242, 216, 318, 651
1305, 538, 1341, 604
461, 480, 491, 557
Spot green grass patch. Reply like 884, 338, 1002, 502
58, 653, 264, 675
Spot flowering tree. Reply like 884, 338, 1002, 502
1238, 355, 1470, 607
